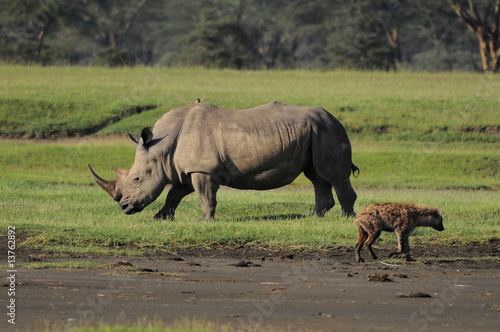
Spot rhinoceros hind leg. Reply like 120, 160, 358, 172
304, 169, 334, 217
154, 185, 194, 220
332, 178, 357, 217
191, 173, 220, 221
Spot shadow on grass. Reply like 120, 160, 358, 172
222, 213, 308, 222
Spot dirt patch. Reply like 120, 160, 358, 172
228, 261, 262, 267
9, 235, 500, 270
454, 125, 500, 135
3, 239, 500, 331
82, 104, 158, 136
366, 273, 393, 282
397, 291, 432, 298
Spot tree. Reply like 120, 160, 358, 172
0, 0, 65, 63
185, 16, 258, 69
68, 0, 150, 66
447, 0, 500, 73
70, 0, 148, 49
183, 0, 297, 69
323, 1, 401, 70
241, 0, 299, 69
0, 0, 496, 71
405, 1, 477, 71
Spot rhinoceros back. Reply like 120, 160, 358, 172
153, 101, 352, 190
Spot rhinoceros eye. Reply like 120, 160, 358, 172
133, 177, 142, 185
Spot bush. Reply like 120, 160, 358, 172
91, 48, 135, 67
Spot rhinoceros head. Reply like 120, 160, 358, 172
88, 127, 167, 215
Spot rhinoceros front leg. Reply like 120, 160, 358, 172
191, 172, 220, 221
154, 185, 194, 220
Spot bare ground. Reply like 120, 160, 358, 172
2, 242, 500, 332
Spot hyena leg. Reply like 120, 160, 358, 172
389, 232, 414, 261
402, 235, 413, 261
355, 242, 364, 262
389, 232, 404, 258
365, 231, 381, 260
355, 225, 368, 263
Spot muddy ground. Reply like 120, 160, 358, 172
2, 242, 500, 332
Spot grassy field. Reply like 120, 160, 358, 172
1, 66, 499, 140
0, 65, 498, 259
38, 319, 241, 332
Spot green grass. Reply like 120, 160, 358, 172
0, 65, 498, 260
18, 261, 103, 269
2, 179, 498, 256
352, 140, 499, 189
1, 66, 499, 141
39, 318, 248, 332
0, 138, 497, 189
0, 138, 133, 184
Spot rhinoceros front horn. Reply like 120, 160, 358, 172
88, 164, 117, 198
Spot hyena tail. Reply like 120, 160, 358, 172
357, 225, 368, 243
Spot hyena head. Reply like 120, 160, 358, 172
428, 209, 444, 231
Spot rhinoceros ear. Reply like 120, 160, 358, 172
127, 132, 140, 145
140, 127, 154, 146
127, 127, 153, 149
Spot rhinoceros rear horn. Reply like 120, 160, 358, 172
88, 164, 117, 198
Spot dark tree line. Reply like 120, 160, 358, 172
1, 0, 498, 72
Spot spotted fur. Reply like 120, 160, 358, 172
355, 203, 444, 262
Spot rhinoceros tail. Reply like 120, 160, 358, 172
351, 163, 360, 178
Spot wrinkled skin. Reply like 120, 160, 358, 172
89, 101, 359, 220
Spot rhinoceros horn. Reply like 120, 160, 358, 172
88, 164, 117, 198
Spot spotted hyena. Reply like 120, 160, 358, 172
355, 203, 444, 262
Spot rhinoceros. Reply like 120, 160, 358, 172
88, 101, 359, 220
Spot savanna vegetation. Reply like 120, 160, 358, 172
2, 0, 500, 72
0, 66, 498, 259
